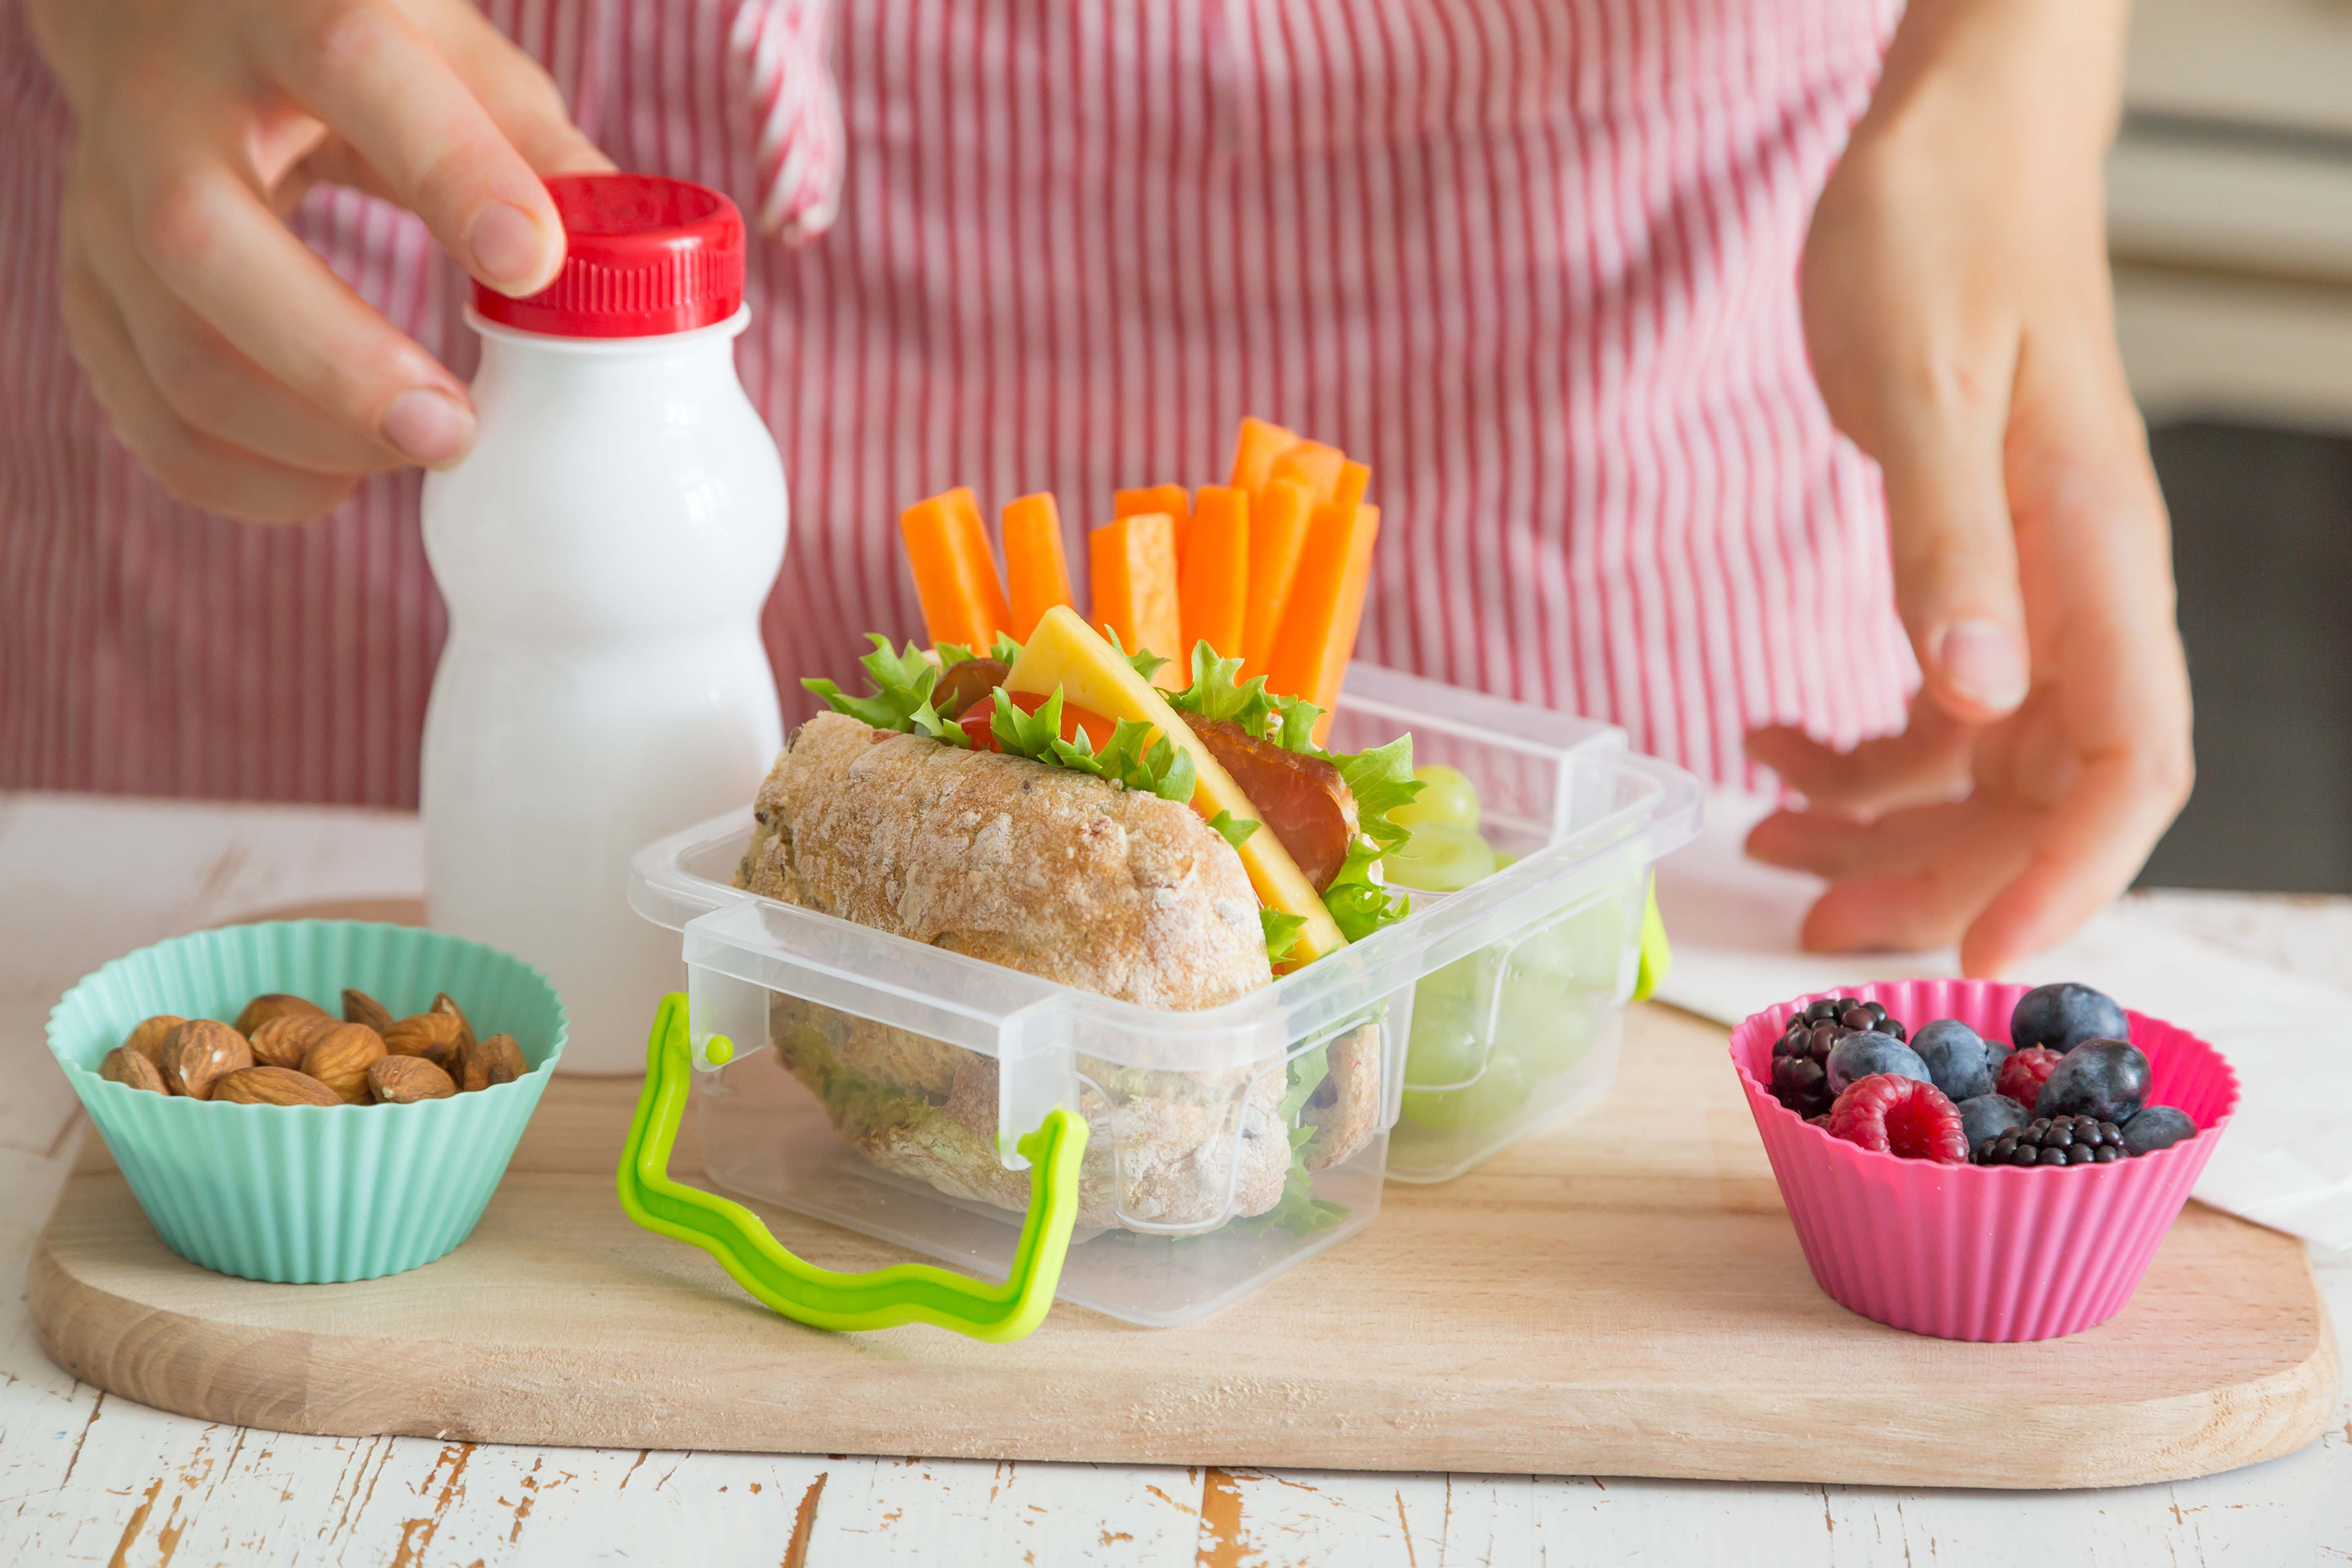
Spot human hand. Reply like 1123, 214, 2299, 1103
27, 0, 611, 522
1746, 0, 2192, 977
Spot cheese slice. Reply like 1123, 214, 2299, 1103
1006, 605, 1348, 964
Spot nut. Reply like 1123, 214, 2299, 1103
342, 988, 397, 1036
100, 1046, 168, 1093
234, 993, 328, 1036
213, 1065, 342, 1107
368, 1055, 456, 1104
248, 1011, 335, 1070
383, 1012, 466, 1075
299, 1022, 387, 1104
120, 1014, 187, 1067
431, 992, 477, 1052
459, 1032, 526, 1091
162, 1020, 254, 1100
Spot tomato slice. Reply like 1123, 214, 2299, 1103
957, 689, 1116, 753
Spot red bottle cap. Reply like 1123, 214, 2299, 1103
474, 173, 746, 339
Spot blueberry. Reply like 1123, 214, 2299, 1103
1911, 1018, 1998, 1102
1824, 1030, 1934, 1096
2010, 982, 2128, 1054
2032, 1039, 2151, 1123
2122, 1105, 2198, 1156
1957, 1092, 2030, 1152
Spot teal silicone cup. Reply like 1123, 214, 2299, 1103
46, 920, 567, 1283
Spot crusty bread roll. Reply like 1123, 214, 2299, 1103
739, 711, 1272, 1007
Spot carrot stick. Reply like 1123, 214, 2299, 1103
1267, 441, 1345, 508
1088, 511, 1184, 688
901, 490, 1011, 649
1229, 416, 1297, 496
1000, 492, 1075, 642
1265, 501, 1381, 746
1114, 484, 1194, 566
1239, 477, 1313, 677
1178, 485, 1249, 664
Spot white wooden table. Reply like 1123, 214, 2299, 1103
2, 793, 2345, 1565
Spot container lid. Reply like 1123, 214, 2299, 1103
474, 173, 746, 339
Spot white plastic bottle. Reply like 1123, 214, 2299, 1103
421, 174, 785, 1073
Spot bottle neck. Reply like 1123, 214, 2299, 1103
466, 305, 750, 387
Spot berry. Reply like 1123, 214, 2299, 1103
2011, 982, 2128, 1055
1996, 1045, 2063, 1106
1826, 1074, 1970, 1164
2033, 1039, 2151, 1123
2122, 1105, 2198, 1156
1911, 1018, 1999, 1102
1956, 1092, 2031, 1156
1977, 1113, 2132, 1167
1825, 1030, 1932, 1096
1769, 1000, 1907, 1116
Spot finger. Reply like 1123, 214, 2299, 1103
1798, 808, 2041, 956
1744, 696, 1975, 815
423, 1, 615, 177
1869, 336, 2034, 726
60, 252, 358, 524
79, 182, 402, 476
1746, 797, 1990, 883
125, 158, 477, 468
1962, 743, 2188, 975
253, 0, 567, 295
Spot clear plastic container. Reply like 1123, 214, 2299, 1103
629, 662, 1700, 1325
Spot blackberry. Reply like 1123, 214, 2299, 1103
1976, 1113, 2132, 1168
1770, 998, 1908, 1117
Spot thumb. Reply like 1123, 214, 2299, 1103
1873, 386, 2032, 724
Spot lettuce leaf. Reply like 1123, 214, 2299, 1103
1100, 626, 1171, 684
1235, 1040, 1350, 1237
1205, 810, 1260, 850
987, 685, 1063, 760
1049, 717, 1197, 803
802, 634, 971, 747
1321, 833, 1411, 943
1260, 908, 1307, 964
1329, 735, 1420, 853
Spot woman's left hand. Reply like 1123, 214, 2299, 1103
1745, 0, 2192, 978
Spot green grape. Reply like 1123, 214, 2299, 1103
1497, 973, 1595, 1077
1400, 1047, 1530, 1132
1405, 991, 1490, 1088
1414, 950, 1491, 1005
1394, 764, 1481, 829
1508, 890, 1632, 988
1385, 820, 1497, 893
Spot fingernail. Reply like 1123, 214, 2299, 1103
381, 389, 476, 468
1934, 619, 2029, 712
466, 201, 551, 294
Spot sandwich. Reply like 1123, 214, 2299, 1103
734, 608, 1420, 1233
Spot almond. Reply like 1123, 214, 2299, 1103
459, 1032, 526, 1091
248, 1011, 335, 1070
120, 1014, 187, 1068
383, 1012, 466, 1075
213, 1065, 342, 1107
100, 1046, 168, 1094
342, 988, 397, 1036
162, 1019, 253, 1100
368, 1055, 456, 1105
299, 1022, 387, 1104
430, 992, 477, 1052
234, 993, 328, 1036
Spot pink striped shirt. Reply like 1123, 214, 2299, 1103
0, 0, 1913, 806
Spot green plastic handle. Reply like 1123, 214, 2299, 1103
615, 993, 1086, 1341
1632, 875, 1670, 1003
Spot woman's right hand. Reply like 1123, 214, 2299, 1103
26, 0, 610, 522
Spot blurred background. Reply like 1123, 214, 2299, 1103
2115, 0, 2352, 893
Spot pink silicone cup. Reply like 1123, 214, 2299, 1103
1730, 978, 2238, 1342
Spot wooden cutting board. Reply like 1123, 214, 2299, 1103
29, 982, 2336, 1489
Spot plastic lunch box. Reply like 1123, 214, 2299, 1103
625, 662, 1701, 1327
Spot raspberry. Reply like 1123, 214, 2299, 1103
1825, 1073, 1971, 1164
1996, 1045, 2063, 1106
